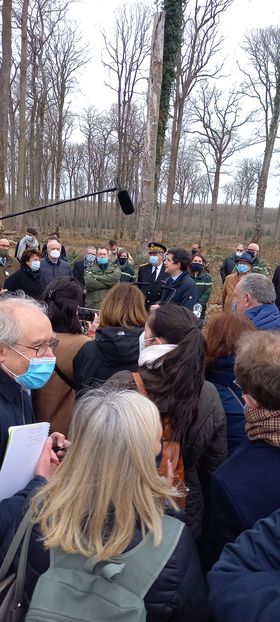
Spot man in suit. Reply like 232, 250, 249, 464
73, 245, 96, 288
152, 247, 197, 311
137, 242, 167, 310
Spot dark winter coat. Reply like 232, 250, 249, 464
0, 368, 34, 468
219, 254, 236, 282
41, 243, 67, 259
0, 255, 20, 288
206, 437, 280, 567
0, 476, 45, 544
4, 265, 44, 299
206, 355, 245, 455
114, 260, 135, 283
159, 272, 198, 310
0, 500, 208, 622
272, 264, 280, 310
105, 371, 227, 539
137, 262, 167, 309
39, 256, 72, 291
245, 303, 280, 329
72, 258, 86, 287
208, 508, 280, 622
73, 326, 143, 394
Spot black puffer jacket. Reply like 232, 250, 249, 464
105, 372, 227, 539
73, 326, 142, 393
1, 503, 208, 622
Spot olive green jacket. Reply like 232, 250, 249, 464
84, 263, 121, 309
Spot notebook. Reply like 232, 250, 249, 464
0, 422, 50, 501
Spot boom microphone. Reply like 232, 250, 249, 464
117, 190, 134, 215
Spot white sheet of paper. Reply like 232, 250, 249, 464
0, 422, 50, 501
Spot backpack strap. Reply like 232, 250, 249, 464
0, 507, 32, 581
131, 372, 148, 397
226, 385, 244, 408
86, 514, 184, 599
55, 364, 75, 390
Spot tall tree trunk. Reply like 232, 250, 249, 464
138, 12, 165, 254
0, 0, 12, 217
253, 79, 280, 242
17, 0, 29, 216
209, 163, 221, 245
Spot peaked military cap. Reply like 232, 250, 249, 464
148, 241, 167, 253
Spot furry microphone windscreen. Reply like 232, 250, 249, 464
117, 190, 134, 215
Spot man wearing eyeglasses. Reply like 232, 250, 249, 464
0, 296, 58, 467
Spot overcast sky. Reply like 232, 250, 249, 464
68, 0, 280, 207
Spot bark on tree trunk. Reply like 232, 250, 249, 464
17, 0, 29, 217
138, 12, 165, 254
209, 163, 221, 245
0, 0, 12, 218
253, 81, 280, 242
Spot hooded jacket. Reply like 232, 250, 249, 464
245, 303, 280, 330
73, 326, 142, 393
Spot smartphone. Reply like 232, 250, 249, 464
78, 306, 99, 322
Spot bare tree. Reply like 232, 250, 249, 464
240, 27, 280, 242
233, 158, 261, 237
192, 86, 251, 244
102, 1, 152, 235
16, 0, 29, 215
164, 0, 233, 231
0, 0, 12, 217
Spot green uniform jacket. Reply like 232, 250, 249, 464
84, 263, 121, 309
233, 257, 269, 276
192, 270, 212, 318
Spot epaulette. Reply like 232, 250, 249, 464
138, 262, 149, 267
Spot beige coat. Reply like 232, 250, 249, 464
222, 272, 240, 313
0, 255, 20, 288
32, 332, 91, 437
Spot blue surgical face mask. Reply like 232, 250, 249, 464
31, 260, 40, 272
97, 257, 109, 265
86, 254, 96, 264
26, 235, 34, 242
149, 255, 158, 265
2, 348, 55, 390
236, 263, 250, 274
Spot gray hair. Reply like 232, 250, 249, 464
0, 294, 46, 346
238, 273, 276, 304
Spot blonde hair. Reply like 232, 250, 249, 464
32, 389, 178, 559
99, 283, 147, 329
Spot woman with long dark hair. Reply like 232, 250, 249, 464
105, 303, 227, 538
32, 276, 91, 435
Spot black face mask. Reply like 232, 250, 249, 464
191, 249, 197, 256
118, 258, 127, 266
247, 250, 255, 258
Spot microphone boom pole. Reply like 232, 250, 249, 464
0, 186, 119, 221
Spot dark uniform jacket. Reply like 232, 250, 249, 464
137, 262, 166, 309
72, 258, 86, 287
159, 272, 198, 310
0, 255, 20, 288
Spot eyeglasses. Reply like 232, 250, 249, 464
14, 337, 59, 357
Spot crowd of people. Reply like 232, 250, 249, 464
0, 228, 280, 621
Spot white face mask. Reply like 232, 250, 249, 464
50, 249, 60, 259
235, 251, 243, 257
